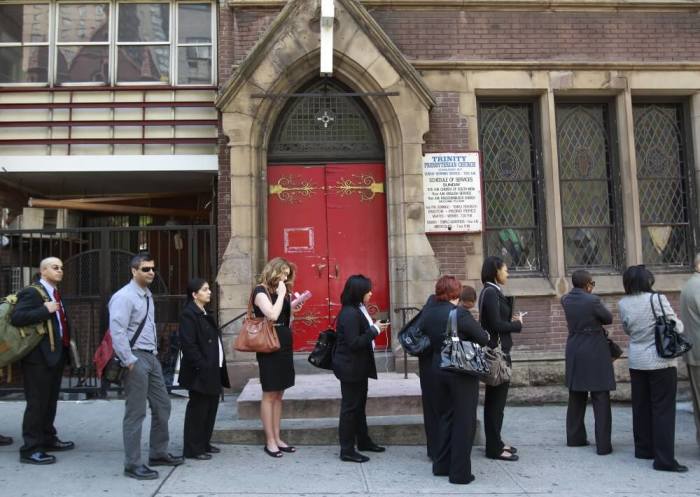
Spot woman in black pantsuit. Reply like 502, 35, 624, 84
332, 275, 389, 463
178, 278, 231, 460
416, 294, 437, 460
422, 277, 489, 485
479, 256, 523, 462
252, 257, 301, 458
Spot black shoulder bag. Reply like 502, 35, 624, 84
651, 292, 692, 359
398, 309, 431, 357
104, 297, 150, 385
440, 308, 490, 377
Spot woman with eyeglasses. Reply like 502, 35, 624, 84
479, 256, 523, 462
178, 278, 230, 460
560, 270, 615, 455
252, 257, 301, 458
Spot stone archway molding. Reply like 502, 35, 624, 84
216, 0, 440, 383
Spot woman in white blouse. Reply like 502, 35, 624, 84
618, 265, 687, 473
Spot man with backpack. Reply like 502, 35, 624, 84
11, 257, 74, 465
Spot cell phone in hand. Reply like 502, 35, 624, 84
291, 290, 312, 308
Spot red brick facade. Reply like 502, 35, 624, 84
216, 4, 696, 368
369, 9, 700, 62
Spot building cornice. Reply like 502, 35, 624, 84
230, 59, 700, 74
412, 60, 700, 71
227, 0, 700, 11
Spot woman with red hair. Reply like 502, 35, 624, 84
420, 275, 489, 484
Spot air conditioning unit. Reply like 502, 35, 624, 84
15, 208, 79, 237
10, 267, 34, 292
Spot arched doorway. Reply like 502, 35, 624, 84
266, 79, 390, 351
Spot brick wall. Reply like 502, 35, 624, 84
218, 7, 281, 84
510, 292, 681, 354
370, 9, 700, 62
217, 8, 700, 73
422, 91, 470, 155
217, 129, 231, 265
427, 235, 470, 280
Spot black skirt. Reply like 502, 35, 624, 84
256, 325, 295, 392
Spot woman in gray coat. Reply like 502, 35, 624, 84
561, 270, 615, 455
618, 265, 687, 473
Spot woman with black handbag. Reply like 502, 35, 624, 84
421, 276, 489, 484
618, 265, 688, 472
178, 278, 230, 460
479, 256, 523, 462
332, 275, 389, 463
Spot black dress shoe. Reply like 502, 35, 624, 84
206, 445, 221, 454
44, 439, 75, 452
124, 464, 159, 480
20, 451, 56, 465
0, 434, 12, 446
148, 453, 184, 466
654, 462, 689, 473
449, 474, 475, 485
186, 453, 212, 460
340, 451, 370, 463
357, 442, 385, 453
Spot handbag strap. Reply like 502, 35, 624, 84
129, 296, 150, 348
478, 286, 502, 348
446, 308, 458, 339
248, 285, 273, 319
649, 292, 667, 321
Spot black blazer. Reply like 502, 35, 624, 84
177, 301, 231, 395
11, 285, 66, 367
421, 300, 490, 355
561, 288, 615, 392
332, 305, 378, 383
478, 284, 522, 354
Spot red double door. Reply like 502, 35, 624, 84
267, 163, 390, 351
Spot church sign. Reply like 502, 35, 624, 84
422, 152, 483, 233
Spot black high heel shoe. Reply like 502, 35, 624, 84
264, 446, 283, 458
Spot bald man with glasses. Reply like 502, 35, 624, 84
11, 257, 75, 465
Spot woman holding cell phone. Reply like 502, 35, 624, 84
479, 256, 524, 462
332, 274, 389, 463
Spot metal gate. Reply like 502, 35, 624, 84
0, 225, 216, 394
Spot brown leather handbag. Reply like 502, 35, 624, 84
233, 287, 280, 353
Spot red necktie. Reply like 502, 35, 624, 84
53, 289, 70, 347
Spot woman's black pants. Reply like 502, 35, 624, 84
184, 390, 220, 457
432, 370, 479, 484
484, 381, 510, 457
630, 367, 678, 470
339, 379, 372, 454
419, 353, 439, 460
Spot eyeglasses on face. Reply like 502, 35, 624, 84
50, 265, 64, 271
140, 267, 156, 273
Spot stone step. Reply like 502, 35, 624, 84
292, 349, 396, 375
212, 414, 484, 446
237, 372, 423, 420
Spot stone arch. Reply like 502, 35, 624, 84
217, 0, 439, 377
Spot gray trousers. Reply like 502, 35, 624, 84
122, 350, 171, 467
689, 364, 700, 446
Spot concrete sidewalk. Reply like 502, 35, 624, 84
0, 398, 698, 497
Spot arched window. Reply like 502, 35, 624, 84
268, 79, 384, 163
